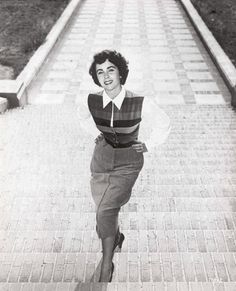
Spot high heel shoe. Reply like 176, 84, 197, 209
113, 231, 125, 251
109, 262, 114, 282
101, 232, 125, 254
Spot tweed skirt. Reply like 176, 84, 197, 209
90, 138, 144, 239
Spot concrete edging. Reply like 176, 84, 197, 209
0, 97, 8, 114
0, 0, 84, 110
179, 0, 236, 107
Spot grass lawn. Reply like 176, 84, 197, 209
0, 0, 70, 79
191, 0, 236, 67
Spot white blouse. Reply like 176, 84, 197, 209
77, 88, 171, 152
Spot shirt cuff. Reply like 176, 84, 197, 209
145, 125, 171, 152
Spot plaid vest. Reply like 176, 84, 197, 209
88, 90, 144, 145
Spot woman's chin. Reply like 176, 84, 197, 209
104, 86, 114, 91
104, 84, 121, 91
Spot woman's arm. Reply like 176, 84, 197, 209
77, 101, 100, 139
137, 97, 171, 152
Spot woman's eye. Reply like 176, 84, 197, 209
97, 71, 103, 75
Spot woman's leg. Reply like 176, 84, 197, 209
99, 235, 116, 282
97, 208, 118, 282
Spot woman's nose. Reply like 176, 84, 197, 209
104, 71, 109, 78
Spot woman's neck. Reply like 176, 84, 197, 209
105, 85, 122, 100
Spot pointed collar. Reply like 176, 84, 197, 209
102, 86, 126, 110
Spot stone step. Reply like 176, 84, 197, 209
0, 230, 236, 253
0, 211, 236, 233
133, 185, 236, 198
0, 282, 235, 291
3, 185, 236, 198
0, 252, 236, 284
4, 197, 236, 214
2, 184, 236, 198
1, 211, 236, 232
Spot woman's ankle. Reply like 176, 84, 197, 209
101, 259, 113, 267
99, 261, 113, 282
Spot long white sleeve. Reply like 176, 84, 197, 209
77, 101, 99, 139
139, 98, 171, 152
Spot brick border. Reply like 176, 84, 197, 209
179, 0, 236, 107
0, 0, 84, 110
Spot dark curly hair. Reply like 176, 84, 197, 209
89, 50, 129, 87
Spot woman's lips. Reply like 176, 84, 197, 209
104, 80, 112, 85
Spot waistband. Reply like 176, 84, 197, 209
104, 138, 136, 148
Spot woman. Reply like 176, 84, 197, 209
78, 50, 171, 282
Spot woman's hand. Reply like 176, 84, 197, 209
95, 133, 104, 144
132, 141, 148, 153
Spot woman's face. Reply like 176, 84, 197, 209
96, 59, 121, 91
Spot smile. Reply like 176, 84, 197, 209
104, 80, 113, 85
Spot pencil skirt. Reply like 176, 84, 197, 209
90, 138, 144, 239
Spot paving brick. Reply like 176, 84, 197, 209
140, 253, 151, 282
186, 230, 198, 252
128, 231, 139, 252
212, 253, 229, 282
150, 254, 162, 282
117, 282, 128, 291
171, 253, 184, 282
190, 282, 203, 291
84, 253, 96, 282
19, 258, 33, 282
224, 253, 236, 281
128, 254, 139, 282
182, 253, 195, 282
205, 231, 217, 252
41, 254, 56, 283
9, 283, 24, 291
153, 283, 166, 291
21, 283, 36, 291
53, 254, 65, 282
8, 255, 23, 283
183, 62, 209, 70
177, 282, 190, 291
0, 261, 12, 282
214, 283, 225, 291
44, 283, 57, 291
223, 283, 236, 291
192, 253, 207, 282
56, 283, 70, 291
30, 254, 44, 283
161, 253, 173, 282
196, 231, 207, 252
117, 253, 128, 282
201, 282, 214, 291
176, 231, 188, 252
214, 231, 227, 252
166, 282, 178, 291
224, 231, 236, 252
63, 254, 76, 282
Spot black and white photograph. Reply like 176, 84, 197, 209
0, 0, 236, 290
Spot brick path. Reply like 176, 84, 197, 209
1, 0, 236, 290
